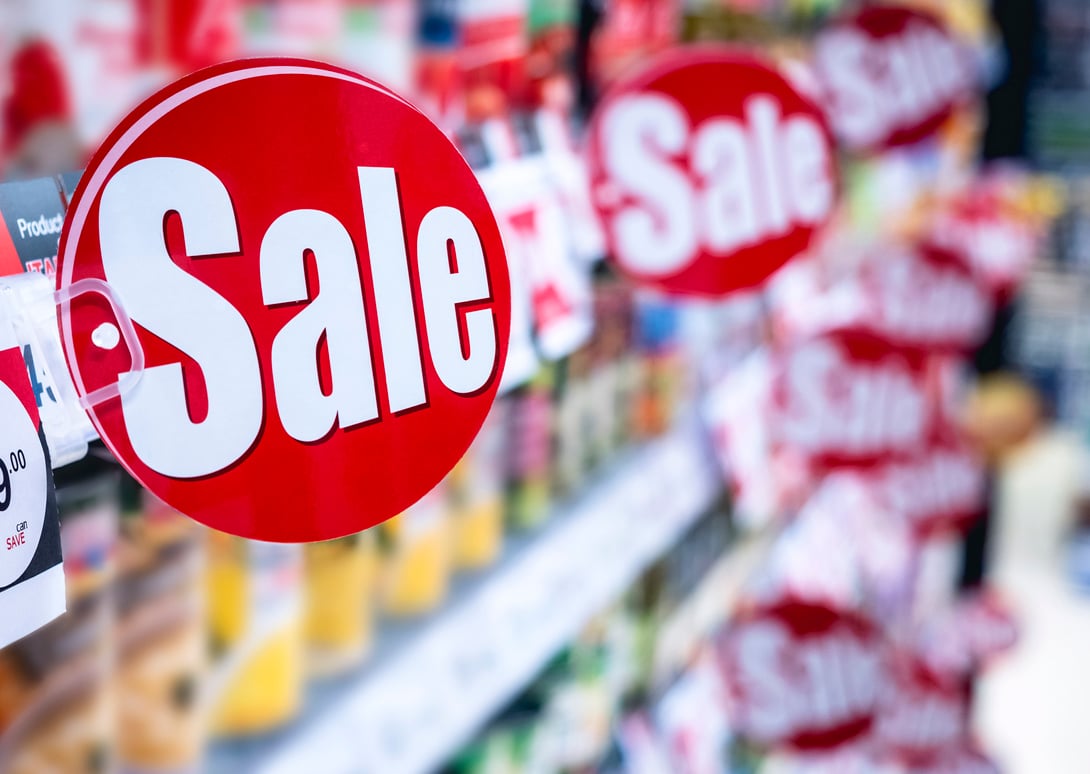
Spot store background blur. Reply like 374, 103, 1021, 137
0, 0, 1088, 772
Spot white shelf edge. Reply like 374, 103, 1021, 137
255, 424, 720, 774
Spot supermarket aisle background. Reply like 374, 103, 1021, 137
0, 1, 1084, 772
977, 430, 1090, 774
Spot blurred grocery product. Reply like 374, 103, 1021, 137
633, 298, 684, 439
205, 534, 304, 737
448, 406, 507, 571
504, 369, 556, 530
303, 531, 377, 678
446, 504, 736, 774
552, 347, 591, 497
0, 457, 118, 774
116, 476, 205, 773
378, 484, 452, 616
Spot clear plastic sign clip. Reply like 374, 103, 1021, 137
0, 272, 144, 468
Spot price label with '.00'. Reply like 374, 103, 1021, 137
0, 351, 49, 587
0, 327, 64, 649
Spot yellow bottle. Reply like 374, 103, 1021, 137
449, 407, 505, 571
206, 533, 304, 737
379, 485, 451, 617
303, 532, 378, 678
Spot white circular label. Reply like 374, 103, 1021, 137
0, 381, 47, 588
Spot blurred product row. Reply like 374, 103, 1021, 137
446, 506, 741, 774
0, 276, 690, 774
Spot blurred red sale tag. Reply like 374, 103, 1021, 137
813, 5, 976, 153
857, 244, 994, 354
586, 49, 837, 296
770, 332, 935, 471
720, 599, 885, 751
876, 436, 986, 540
875, 653, 970, 770
56, 59, 511, 542
926, 180, 1039, 303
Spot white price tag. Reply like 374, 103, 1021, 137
0, 384, 48, 585
0, 304, 64, 648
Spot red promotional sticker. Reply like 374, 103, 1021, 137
770, 331, 936, 471
721, 599, 886, 751
813, 6, 976, 153
56, 59, 511, 542
587, 49, 837, 297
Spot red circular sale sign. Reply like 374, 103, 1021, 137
57, 59, 511, 542
877, 435, 986, 540
813, 6, 977, 153
856, 243, 994, 355
587, 49, 837, 297
721, 599, 886, 751
770, 331, 936, 471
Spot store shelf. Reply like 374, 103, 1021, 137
210, 423, 721, 774
650, 526, 777, 686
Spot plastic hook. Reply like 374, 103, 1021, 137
54, 278, 145, 410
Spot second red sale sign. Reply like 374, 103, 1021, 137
813, 5, 977, 154
56, 59, 511, 542
587, 49, 837, 297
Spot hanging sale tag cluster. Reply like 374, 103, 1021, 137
683, 6, 1055, 773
